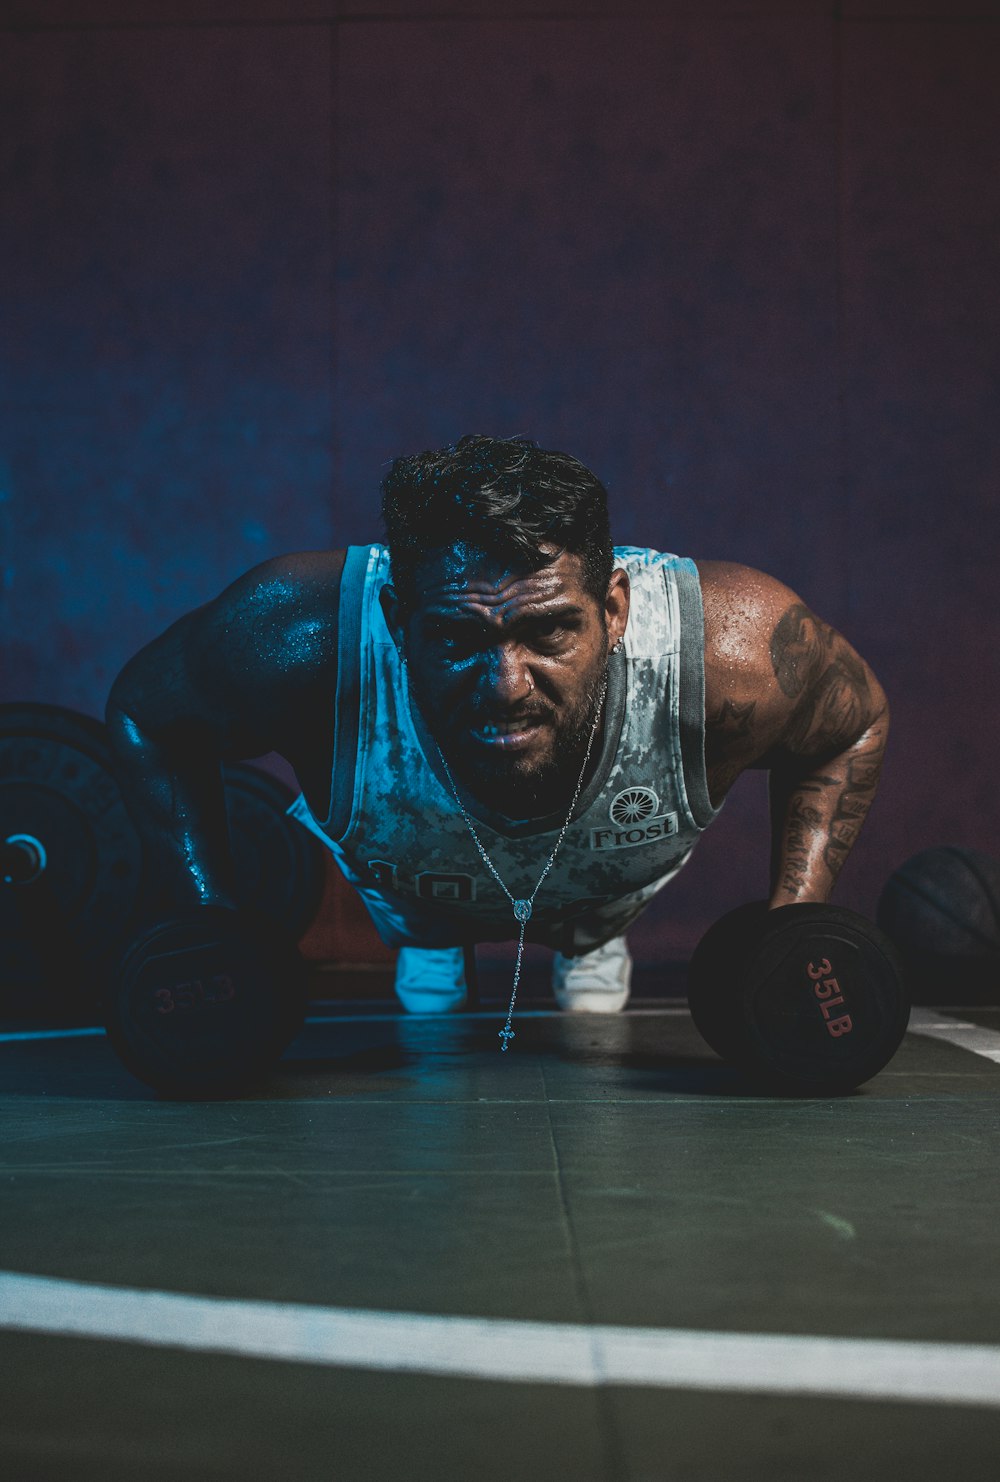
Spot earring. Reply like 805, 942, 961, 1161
611, 639, 624, 655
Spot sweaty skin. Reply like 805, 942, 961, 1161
379, 544, 629, 820
106, 548, 888, 915
696, 561, 889, 908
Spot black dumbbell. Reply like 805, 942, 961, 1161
105, 907, 307, 1097
877, 845, 1000, 1002
0, 703, 327, 1022
687, 901, 910, 1095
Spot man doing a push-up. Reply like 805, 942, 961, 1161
106, 434, 889, 1028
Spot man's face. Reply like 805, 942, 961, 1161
383, 544, 629, 815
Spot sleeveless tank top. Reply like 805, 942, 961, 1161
287, 544, 723, 954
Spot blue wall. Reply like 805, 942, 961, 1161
3, 0, 998, 959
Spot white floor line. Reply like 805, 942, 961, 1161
2, 1270, 1000, 1408
907, 1007, 1000, 1066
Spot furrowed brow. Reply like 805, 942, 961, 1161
424, 602, 585, 626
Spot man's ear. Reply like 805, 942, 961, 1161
379, 583, 406, 654
606, 567, 630, 648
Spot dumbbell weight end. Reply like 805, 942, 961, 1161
688, 901, 910, 1095
106, 907, 307, 1098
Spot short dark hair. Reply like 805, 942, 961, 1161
380, 434, 614, 618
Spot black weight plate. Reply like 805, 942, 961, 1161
0, 703, 142, 1011
877, 846, 1000, 1003
109, 907, 306, 1097
738, 905, 910, 1094
687, 901, 771, 1063
222, 764, 325, 938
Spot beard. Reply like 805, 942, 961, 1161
433, 657, 610, 819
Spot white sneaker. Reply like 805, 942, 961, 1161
552, 935, 632, 1013
394, 946, 468, 1013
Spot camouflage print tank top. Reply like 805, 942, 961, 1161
287, 544, 723, 954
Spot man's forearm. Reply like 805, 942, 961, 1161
106, 700, 238, 913
766, 705, 890, 907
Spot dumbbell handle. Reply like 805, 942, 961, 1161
2, 834, 47, 886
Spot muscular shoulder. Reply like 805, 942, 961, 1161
109, 549, 347, 754
171, 548, 347, 715
695, 560, 802, 707
193, 550, 346, 671
693, 559, 887, 792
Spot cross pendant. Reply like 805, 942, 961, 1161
498, 1025, 516, 1051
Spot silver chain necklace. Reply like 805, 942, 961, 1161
434, 674, 608, 1052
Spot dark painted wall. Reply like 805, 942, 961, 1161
2, 1, 998, 962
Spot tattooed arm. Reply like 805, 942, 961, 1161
695, 562, 890, 909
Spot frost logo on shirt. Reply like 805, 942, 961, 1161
591, 786, 678, 851
610, 788, 659, 826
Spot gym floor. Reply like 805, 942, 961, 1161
2, 967, 1000, 1481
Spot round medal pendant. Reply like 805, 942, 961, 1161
513, 899, 533, 924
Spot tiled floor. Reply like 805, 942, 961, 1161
2, 993, 1000, 1481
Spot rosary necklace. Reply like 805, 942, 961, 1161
434, 659, 616, 1051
